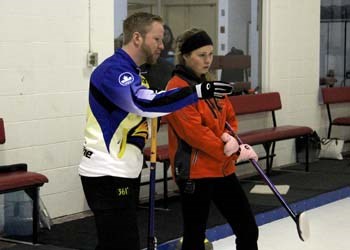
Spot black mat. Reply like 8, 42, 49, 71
1, 245, 76, 250
3, 158, 350, 250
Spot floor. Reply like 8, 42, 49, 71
213, 197, 350, 250
1, 156, 350, 250
2, 196, 350, 250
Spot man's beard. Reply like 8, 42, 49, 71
141, 43, 158, 64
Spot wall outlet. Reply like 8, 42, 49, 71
87, 52, 98, 67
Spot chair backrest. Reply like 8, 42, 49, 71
211, 55, 251, 70
321, 86, 350, 104
0, 118, 5, 144
229, 92, 282, 115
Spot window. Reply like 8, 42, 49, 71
114, 0, 262, 92
320, 0, 350, 87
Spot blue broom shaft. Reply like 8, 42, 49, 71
224, 122, 297, 220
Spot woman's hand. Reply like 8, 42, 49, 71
221, 132, 240, 156
237, 144, 258, 163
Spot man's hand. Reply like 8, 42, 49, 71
195, 81, 234, 99
221, 132, 240, 156
237, 144, 258, 163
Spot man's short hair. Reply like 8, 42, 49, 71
123, 12, 163, 44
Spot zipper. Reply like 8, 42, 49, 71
205, 99, 218, 118
192, 149, 198, 166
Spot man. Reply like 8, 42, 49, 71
79, 12, 233, 250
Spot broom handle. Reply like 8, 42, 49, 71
224, 121, 297, 220
147, 118, 158, 250
150, 118, 158, 163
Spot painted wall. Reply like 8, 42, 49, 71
261, 0, 323, 167
0, 0, 114, 218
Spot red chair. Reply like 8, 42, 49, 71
321, 86, 350, 139
0, 118, 48, 244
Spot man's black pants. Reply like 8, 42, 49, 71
81, 175, 140, 250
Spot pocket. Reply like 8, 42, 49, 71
174, 139, 192, 181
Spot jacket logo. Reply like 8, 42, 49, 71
118, 72, 134, 86
117, 187, 129, 196
83, 147, 93, 159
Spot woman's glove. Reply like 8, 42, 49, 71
237, 144, 258, 163
221, 132, 240, 156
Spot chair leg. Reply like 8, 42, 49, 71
32, 187, 39, 244
327, 124, 332, 139
263, 142, 272, 176
270, 141, 276, 172
25, 187, 39, 244
305, 134, 309, 172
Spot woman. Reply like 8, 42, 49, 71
165, 28, 259, 250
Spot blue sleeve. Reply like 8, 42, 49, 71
93, 66, 199, 118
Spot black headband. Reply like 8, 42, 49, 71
180, 31, 213, 54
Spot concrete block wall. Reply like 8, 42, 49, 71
0, 0, 114, 218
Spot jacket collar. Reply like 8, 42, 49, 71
115, 48, 139, 73
173, 64, 206, 86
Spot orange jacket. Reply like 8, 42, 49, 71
165, 74, 239, 181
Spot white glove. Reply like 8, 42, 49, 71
195, 81, 234, 99
221, 132, 240, 156
237, 144, 258, 163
